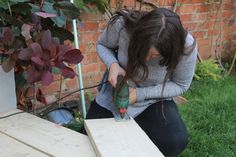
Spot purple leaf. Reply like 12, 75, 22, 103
55, 62, 76, 78
57, 45, 71, 62
48, 43, 57, 59
35, 12, 57, 18
60, 66, 76, 78
18, 48, 32, 60
31, 56, 44, 66
42, 30, 52, 50
63, 49, 84, 64
31, 43, 43, 56
2, 27, 14, 45
41, 71, 53, 86
27, 66, 42, 84
21, 24, 33, 40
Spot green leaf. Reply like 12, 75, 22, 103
29, 3, 40, 13
15, 72, 27, 87
74, 0, 84, 9
53, 1, 80, 20
10, 2, 31, 15
0, 11, 23, 27
10, 0, 29, 2
42, 2, 66, 27
50, 26, 74, 42
93, 0, 109, 14
52, 67, 60, 74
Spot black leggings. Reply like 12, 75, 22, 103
81, 100, 188, 156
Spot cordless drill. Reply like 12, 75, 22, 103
113, 75, 129, 118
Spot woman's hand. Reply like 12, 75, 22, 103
129, 87, 137, 105
108, 62, 126, 87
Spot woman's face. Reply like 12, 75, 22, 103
146, 46, 160, 61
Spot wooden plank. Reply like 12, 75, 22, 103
0, 132, 50, 157
0, 67, 16, 113
84, 118, 164, 157
0, 109, 96, 157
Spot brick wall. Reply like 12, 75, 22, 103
41, 0, 236, 102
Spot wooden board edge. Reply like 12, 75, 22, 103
84, 120, 101, 157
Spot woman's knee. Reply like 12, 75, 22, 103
152, 132, 189, 156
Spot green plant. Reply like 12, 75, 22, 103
194, 59, 223, 81
86, 91, 94, 103
0, 0, 110, 109
179, 76, 236, 157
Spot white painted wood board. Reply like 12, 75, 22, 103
0, 109, 96, 157
0, 66, 16, 113
0, 132, 50, 157
84, 118, 164, 157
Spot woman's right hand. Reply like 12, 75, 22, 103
108, 62, 126, 87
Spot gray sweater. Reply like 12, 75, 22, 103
95, 17, 198, 118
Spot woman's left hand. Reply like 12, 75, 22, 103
129, 87, 137, 105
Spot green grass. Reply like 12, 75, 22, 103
178, 75, 236, 157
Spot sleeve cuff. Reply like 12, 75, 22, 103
136, 88, 146, 102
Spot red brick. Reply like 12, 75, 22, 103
193, 12, 208, 21
199, 20, 220, 29
99, 21, 108, 30
222, 10, 235, 19
180, 14, 193, 21
208, 29, 220, 36
100, 64, 106, 71
78, 22, 99, 32
178, 4, 210, 14
223, 3, 236, 10
192, 31, 207, 38
79, 44, 86, 53
82, 53, 99, 65
85, 42, 97, 53
183, 22, 199, 31
223, 0, 234, 3
80, 12, 104, 21
124, 0, 135, 7
77, 23, 86, 32
40, 80, 61, 95
91, 73, 102, 83
159, 0, 175, 6
82, 63, 101, 73
197, 39, 210, 46
110, 0, 116, 8
65, 78, 78, 90
53, 74, 61, 81
181, 0, 205, 4
82, 32, 100, 43
82, 75, 93, 87
198, 45, 212, 59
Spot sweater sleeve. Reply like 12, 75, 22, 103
136, 34, 198, 102
96, 18, 124, 69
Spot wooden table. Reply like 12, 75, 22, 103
0, 109, 164, 157
0, 109, 96, 157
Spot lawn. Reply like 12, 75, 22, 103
178, 75, 236, 157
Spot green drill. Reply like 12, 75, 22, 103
113, 75, 129, 118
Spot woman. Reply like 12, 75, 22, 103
83, 8, 197, 156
